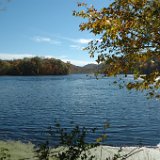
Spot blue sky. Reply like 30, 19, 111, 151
0, 0, 113, 66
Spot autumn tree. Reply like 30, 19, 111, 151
74, 0, 160, 98
0, 57, 70, 75
0, 60, 11, 75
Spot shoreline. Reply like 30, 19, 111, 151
0, 140, 160, 160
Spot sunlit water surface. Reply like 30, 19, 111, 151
0, 74, 160, 146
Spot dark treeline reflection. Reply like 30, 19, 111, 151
0, 57, 70, 75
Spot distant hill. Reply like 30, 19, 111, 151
68, 56, 160, 75
69, 63, 101, 74
82, 64, 98, 70
68, 64, 82, 73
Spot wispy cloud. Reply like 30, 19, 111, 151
0, 53, 34, 60
32, 35, 91, 50
0, 53, 96, 66
69, 45, 83, 50
32, 36, 61, 45
61, 37, 92, 44
66, 38, 92, 51
76, 38, 92, 44
70, 45, 79, 48
61, 58, 96, 66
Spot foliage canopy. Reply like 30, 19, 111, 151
74, 0, 160, 98
0, 57, 70, 75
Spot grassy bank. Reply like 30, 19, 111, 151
0, 140, 160, 160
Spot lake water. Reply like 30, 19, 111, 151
0, 74, 160, 146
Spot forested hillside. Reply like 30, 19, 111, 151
0, 57, 70, 75
69, 63, 100, 74
0, 56, 159, 76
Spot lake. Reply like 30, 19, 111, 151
0, 74, 160, 146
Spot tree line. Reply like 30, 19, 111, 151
0, 56, 159, 76
0, 57, 70, 75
